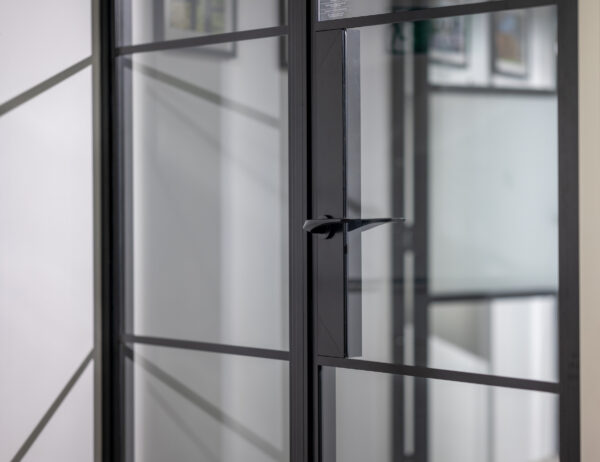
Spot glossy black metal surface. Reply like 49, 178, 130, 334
303, 217, 405, 238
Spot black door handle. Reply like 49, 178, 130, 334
303, 216, 406, 239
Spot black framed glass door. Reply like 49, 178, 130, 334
308, 1, 577, 461
101, 0, 579, 461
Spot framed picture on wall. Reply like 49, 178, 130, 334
429, 16, 469, 67
159, 0, 237, 57
491, 10, 529, 77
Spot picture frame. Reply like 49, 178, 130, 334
491, 10, 529, 77
157, 0, 237, 57
429, 16, 469, 67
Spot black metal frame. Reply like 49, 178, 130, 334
97, 0, 579, 460
97, 0, 121, 460
309, 3, 578, 461
557, 1, 580, 459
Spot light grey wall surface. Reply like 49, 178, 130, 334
0, 1, 94, 461
579, 0, 600, 460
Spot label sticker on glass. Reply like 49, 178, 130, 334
319, 0, 348, 20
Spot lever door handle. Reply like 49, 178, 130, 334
303, 216, 405, 239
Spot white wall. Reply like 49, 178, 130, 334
0, 1, 94, 461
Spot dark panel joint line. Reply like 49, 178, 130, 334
122, 334, 290, 361
116, 26, 290, 56
317, 356, 559, 394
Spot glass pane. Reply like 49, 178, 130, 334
344, 6, 558, 380
323, 367, 558, 462
128, 345, 289, 462
123, 36, 289, 350
118, 0, 287, 46
429, 297, 557, 382
318, 0, 501, 21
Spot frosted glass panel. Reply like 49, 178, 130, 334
130, 345, 289, 462
0, 0, 91, 102
429, 91, 558, 293
119, 0, 286, 46
126, 36, 289, 350
325, 367, 558, 462
0, 68, 93, 459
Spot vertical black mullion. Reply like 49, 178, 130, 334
412, 21, 430, 462
391, 20, 407, 462
289, 0, 312, 461
319, 367, 337, 461
117, 0, 134, 460
557, 0, 580, 460
99, 0, 122, 460
309, 1, 321, 459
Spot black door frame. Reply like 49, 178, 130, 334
97, 0, 579, 460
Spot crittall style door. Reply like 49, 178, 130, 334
105, 0, 579, 461
305, 1, 577, 461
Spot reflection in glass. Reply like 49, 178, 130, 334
122, 36, 289, 350
318, 0, 499, 21
344, 6, 558, 381
129, 345, 289, 462
118, 0, 286, 46
324, 367, 558, 462
429, 297, 557, 382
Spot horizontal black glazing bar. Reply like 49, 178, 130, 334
122, 334, 290, 361
429, 289, 558, 303
116, 25, 289, 56
318, 356, 559, 393
315, 0, 556, 31
429, 84, 557, 97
